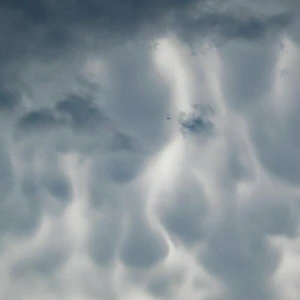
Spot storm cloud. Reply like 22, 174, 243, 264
1, 0, 300, 299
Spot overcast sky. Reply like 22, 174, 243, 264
1, 0, 300, 299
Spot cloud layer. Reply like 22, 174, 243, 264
1, 0, 300, 299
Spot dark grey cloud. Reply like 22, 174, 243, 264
44, 176, 71, 202
18, 108, 61, 133
1, 0, 300, 299
199, 210, 280, 300
1, 0, 196, 27
178, 8, 291, 48
0, 0, 197, 74
37, 163, 72, 204
248, 98, 300, 185
55, 95, 107, 132
88, 214, 121, 266
15, 94, 139, 156
196, 155, 300, 300
0, 155, 72, 241
120, 214, 169, 269
215, 34, 300, 188
17, 95, 103, 134
243, 189, 299, 238
0, 89, 21, 111
158, 172, 208, 246
217, 43, 300, 187
104, 42, 172, 150
11, 244, 68, 277
147, 269, 184, 298
221, 142, 253, 188
104, 153, 146, 183
0, 0, 296, 83
0, 145, 14, 204
219, 39, 279, 112
0, 192, 41, 238
179, 104, 215, 137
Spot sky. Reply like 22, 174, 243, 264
1, 0, 300, 299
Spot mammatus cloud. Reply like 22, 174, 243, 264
1, 0, 300, 299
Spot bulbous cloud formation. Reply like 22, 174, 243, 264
1, 0, 300, 299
